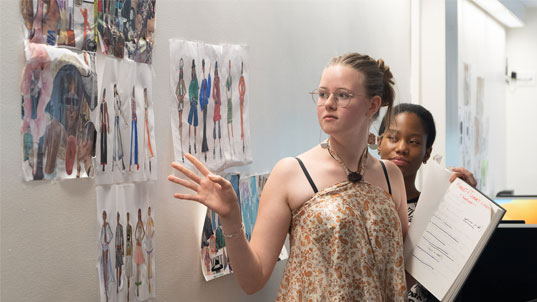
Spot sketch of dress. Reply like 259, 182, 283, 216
144, 207, 155, 293
187, 59, 199, 154
100, 89, 110, 171
143, 88, 154, 172
212, 61, 222, 159
238, 62, 246, 153
129, 86, 139, 171
175, 58, 186, 162
200, 59, 211, 162
100, 211, 115, 302
112, 84, 126, 171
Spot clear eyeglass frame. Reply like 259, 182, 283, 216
309, 89, 357, 108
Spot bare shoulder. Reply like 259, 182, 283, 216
380, 159, 406, 205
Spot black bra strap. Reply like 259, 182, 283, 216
295, 157, 318, 194
379, 160, 392, 195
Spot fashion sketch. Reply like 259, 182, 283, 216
200, 59, 211, 162
144, 207, 155, 293
115, 212, 124, 293
134, 208, 145, 297
125, 212, 133, 302
100, 210, 114, 302
225, 59, 234, 154
238, 61, 246, 153
212, 61, 223, 159
112, 84, 127, 171
187, 59, 199, 154
100, 89, 110, 171
129, 86, 139, 171
175, 58, 187, 162
143, 88, 154, 172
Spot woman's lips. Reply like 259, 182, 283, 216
391, 158, 408, 166
323, 115, 337, 120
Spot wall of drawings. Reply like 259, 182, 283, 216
95, 58, 157, 185
169, 40, 252, 172
97, 183, 156, 302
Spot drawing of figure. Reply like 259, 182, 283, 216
134, 208, 145, 297
187, 59, 199, 154
143, 88, 154, 172
238, 61, 246, 153
175, 58, 186, 162
100, 210, 114, 302
112, 84, 127, 171
129, 86, 139, 171
212, 61, 222, 159
200, 59, 211, 162
115, 212, 124, 293
100, 89, 110, 171
144, 206, 155, 293
225, 60, 234, 153
125, 212, 133, 302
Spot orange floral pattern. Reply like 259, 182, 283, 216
276, 181, 406, 302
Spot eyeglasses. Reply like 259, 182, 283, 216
310, 89, 359, 108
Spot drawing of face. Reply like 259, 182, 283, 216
148, 206, 151, 216
102, 210, 107, 223
378, 112, 431, 178
228, 60, 231, 74
117, 212, 120, 223
138, 208, 142, 220
127, 212, 130, 223
316, 65, 372, 138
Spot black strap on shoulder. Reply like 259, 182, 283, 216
379, 160, 392, 195
295, 157, 318, 194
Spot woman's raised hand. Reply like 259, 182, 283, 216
168, 153, 240, 219
449, 167, 478, 188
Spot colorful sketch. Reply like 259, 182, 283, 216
96, 58, 157, 185
199, 173, 287, 281
21, 42, 98, 181
96, 183, 156, 302
21, 0, 97, 51
96, 0, 156, 63
169, 40, 252, 173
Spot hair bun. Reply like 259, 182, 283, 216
377, 59, 394, 106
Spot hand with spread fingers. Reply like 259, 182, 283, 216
449, 167, 477, 188
168, 153, 241, 222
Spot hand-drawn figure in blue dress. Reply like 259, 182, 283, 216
115, 211, 124, 293
188, 59, 199, 154
225, 60, 235, 154
175, 58, 187, 162
112, 84, 127, 171
100, 210, 115, 302
129, 86, 139, 171
200, 59, 211, 162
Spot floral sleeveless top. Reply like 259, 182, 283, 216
276, 181, 407, 302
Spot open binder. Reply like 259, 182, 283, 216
403, 162, 506, 302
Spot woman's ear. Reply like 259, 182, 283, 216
377, 135, 383, 155
367, 95, 382, 118
423, 147, 432, 164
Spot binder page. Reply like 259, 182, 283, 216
404, 163, 492, 300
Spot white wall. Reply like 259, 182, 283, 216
455, 0, 507, 197
0, 0, 411, 301
506, 7, 537, 195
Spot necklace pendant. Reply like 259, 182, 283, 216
348, 172, 362, 182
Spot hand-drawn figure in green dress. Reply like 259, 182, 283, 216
175, 58, 187, 162
187, 60, 199, 154
225, 60, 235, 154
115, 212, 124, 293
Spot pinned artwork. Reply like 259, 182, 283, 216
200, 173, 287, 281
20, 0, 97, 51
96, 0, 156, 63
96, 183, 156, 302
95, 57, 157, 185
169, 40, 252, 172
21, 42, 98, 181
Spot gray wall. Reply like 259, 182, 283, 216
1, 0, 411, 301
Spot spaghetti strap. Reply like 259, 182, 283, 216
295, 157, 318, 194
379, 160, 392, 195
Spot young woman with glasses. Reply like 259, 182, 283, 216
169, 53, 409, 301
